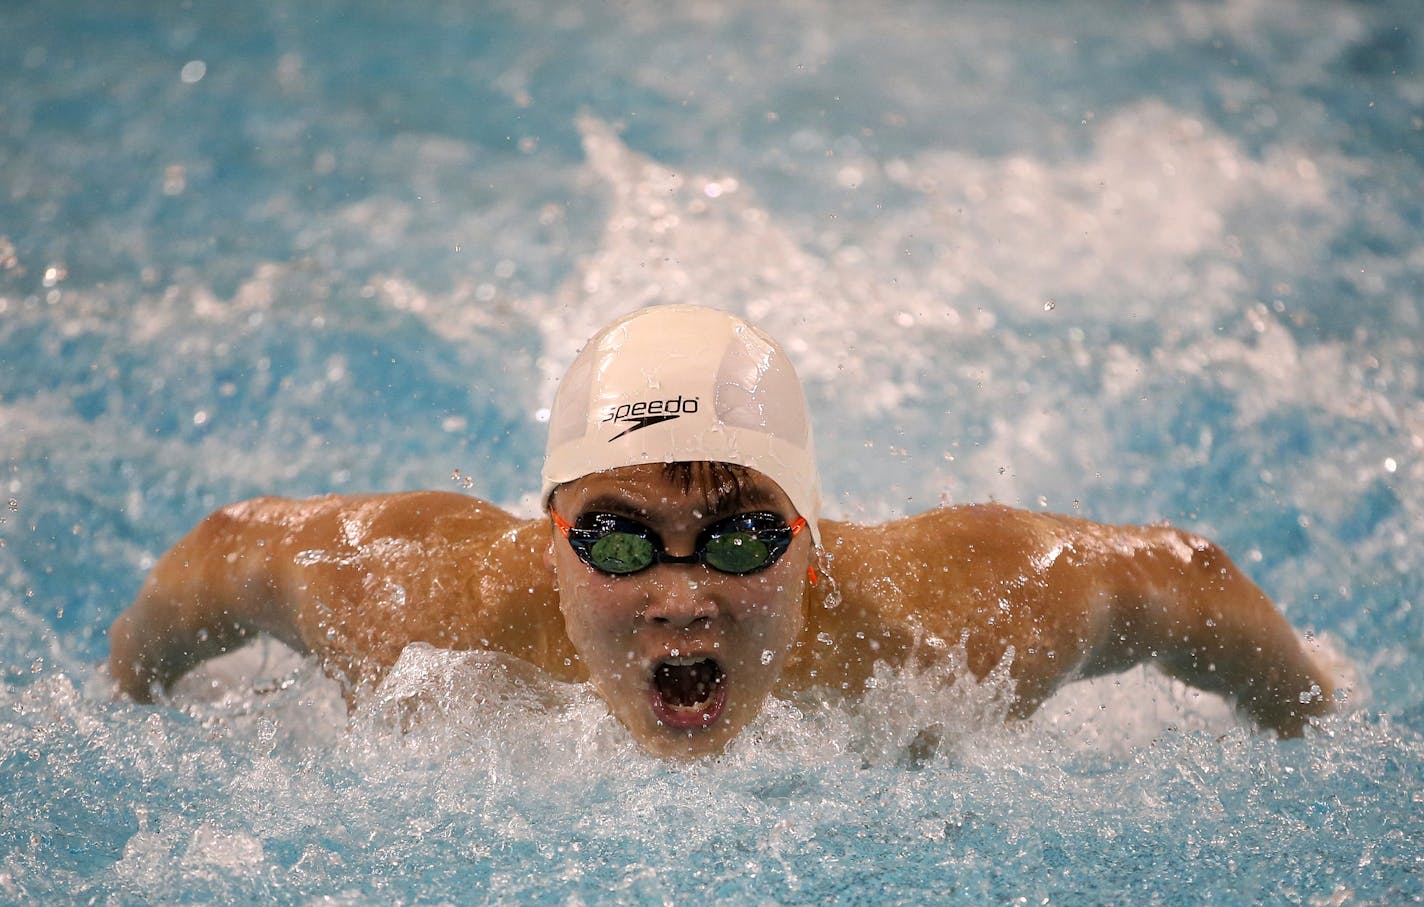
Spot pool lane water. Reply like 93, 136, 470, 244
2, 1, 1422, 903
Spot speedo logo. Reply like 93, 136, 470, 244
602, 395, 700, 442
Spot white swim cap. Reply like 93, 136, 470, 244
542, 305, 822, 545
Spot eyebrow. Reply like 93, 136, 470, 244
576, 484, 780, 523
576, 495, 654, 521
705, 482, 778, 515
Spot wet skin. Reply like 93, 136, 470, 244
109, 463, 1335, 756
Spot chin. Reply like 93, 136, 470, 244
634, 719, 742, 759
619, 684, 762, 759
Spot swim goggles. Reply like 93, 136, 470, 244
550, 509, 807, 576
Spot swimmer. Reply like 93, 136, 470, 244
109, 305, 1334, 757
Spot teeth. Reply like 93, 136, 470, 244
662, 656, 710, 666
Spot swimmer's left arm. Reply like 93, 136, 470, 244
823, 508, 1333, 736
1077, 525, 1334, 737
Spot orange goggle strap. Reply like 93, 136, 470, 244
789, 517, 816, 584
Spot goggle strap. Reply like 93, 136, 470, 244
550, 509, 573, 536
790, 517, 814, 583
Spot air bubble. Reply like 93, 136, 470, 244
760, 649, 774, 665
180, 60, 207, 84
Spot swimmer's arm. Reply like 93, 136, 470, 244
1080, 528, 1333, 737
109, 492, 565, 701
108, 500, 308, 702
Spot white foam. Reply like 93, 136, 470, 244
167, 638, 346, 748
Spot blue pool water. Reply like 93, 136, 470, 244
3, 0, 1422, 903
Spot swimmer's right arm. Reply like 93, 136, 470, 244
109, 492, 567, 701
108, 499, 310, 702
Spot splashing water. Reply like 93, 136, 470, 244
3, 1, 1423, 903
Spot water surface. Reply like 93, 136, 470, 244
2, 1, 1422, 903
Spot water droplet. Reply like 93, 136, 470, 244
162, 164, 186, 195
1043, 299, 1056, 312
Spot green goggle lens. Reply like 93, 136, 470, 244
556, 510, 801, 577
703, 532, 770, 573
588, 532, 656, 574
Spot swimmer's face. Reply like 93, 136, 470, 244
548, 463, 812, 758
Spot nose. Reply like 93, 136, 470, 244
641, 571, 719, 628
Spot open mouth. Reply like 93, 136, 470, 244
649, 656, 727, 729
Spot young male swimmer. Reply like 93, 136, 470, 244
109, 305, 1334, 757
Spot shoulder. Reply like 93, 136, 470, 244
259, 493, 558, 681
816, 504, 1183, 622
825, 502, 1200, 567
821, 502, 1072, 566
210, 491, 527, 547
